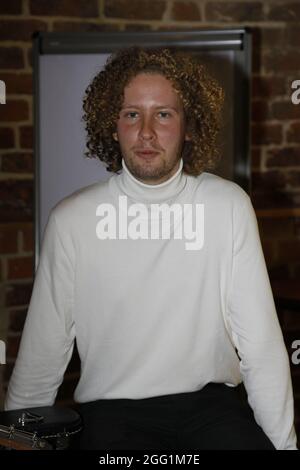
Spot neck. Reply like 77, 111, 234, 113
116, 158, 187, 204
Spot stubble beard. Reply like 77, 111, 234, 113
124, 152, 181, 184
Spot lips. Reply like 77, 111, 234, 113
134, 149, 160, 157
135, 148, 159, 152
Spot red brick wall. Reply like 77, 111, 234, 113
0, 0, 300, 442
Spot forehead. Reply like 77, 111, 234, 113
123, 73, 181, 104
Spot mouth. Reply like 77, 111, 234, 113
134, 149, 160, 159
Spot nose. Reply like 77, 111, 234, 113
139, 116, 155, 141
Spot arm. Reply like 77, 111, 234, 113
5, 209, 75, 410
226, 191, 297, 450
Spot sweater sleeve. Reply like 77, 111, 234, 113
226, 191, 298, 450
4, 209, 76, 410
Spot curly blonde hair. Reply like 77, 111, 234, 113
82, 47, 224, 176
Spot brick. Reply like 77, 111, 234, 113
251, 27, 286, 52
257, 218, 296, 240
289, 192, 300, 206
252, 123, 282, 145
282, 310, 300, 330
251, 147, 262, 168
251, 100, 269, 122
19, 125, 33, 149
250, 27, 261, 51
0, 225, 18, 254
287, 171, 300, 187
5, 282, 33, 307
266, 147, 300, 168
268, 265, 291, 280
294, 265, 300, 278
7, 256, 33, 280
265, 51, 300, 73
252, 76, 286, 99
9, 309, 27, 333
156, 25, 210, 32
252, 190, 300, 209
205, 2, 264, 22
278, 241, 300, 263
6, 335, 21, 359
171, 2, 201, 21
0, 73, 32, 95
287, 123, 300, 143
252, 170, 286, 192
295, 218, 300, 238
0, 99, 29, 122
0, 47, 24, 69
53, 21, 120, 32
124, 24, 153, 31
0, 20, 48, 41
30, 0, 98, 17
21, 225, 34, 252
0, 0, 22, 14
27, 47, 33, 69
0, 180, 33, 223
1, 152, 33, 173
271, 101, 300, 120
0, 224, 33, 253
261, 27, 285, 49
104, 0, 166, 20
252, 50, 261, 74
268, 2, 300, 22
286, 26, 300, 47
0, 127, 14, 148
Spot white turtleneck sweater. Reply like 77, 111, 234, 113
5, 159, 297, 449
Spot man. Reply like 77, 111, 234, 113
5, 47, 297, 450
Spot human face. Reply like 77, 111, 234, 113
115, 73, 189, 184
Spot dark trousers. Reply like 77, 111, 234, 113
77, 383, 276, 450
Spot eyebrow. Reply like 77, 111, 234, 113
121, 105, 180, 111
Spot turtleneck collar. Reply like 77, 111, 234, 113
117, 158, 187, 204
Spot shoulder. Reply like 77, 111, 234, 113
191, 173, 259, 241
191, 171, 251, 208
49, 177, 112, 221
42, 177, 113, 239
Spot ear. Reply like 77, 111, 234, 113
113, 132, 118, 142
185, 132, 191, 141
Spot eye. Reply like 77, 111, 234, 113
124, 111, 139, 119
158, 111, 171, 119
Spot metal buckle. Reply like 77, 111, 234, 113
18, 411, 44, 427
